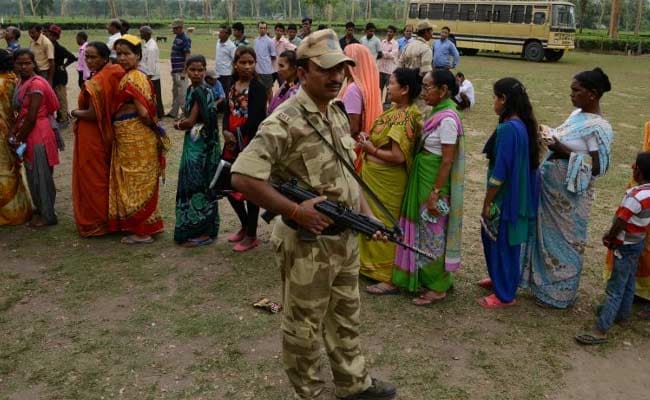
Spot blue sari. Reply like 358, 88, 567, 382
482, 119, 540, 303
521, 111, 613, 308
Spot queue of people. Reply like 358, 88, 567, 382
1, 20, 650, 400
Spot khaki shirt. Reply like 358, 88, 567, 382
398, 36, 432, 74
231, 87, 360, 211
30, 33, 54, 72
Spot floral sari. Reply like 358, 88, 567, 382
521, 110, 613, 308
174, 83, 221, 243
359, 103, 421, 283
108, 69, 170, 236
72, 63, 124, 236
393, 98, 465, 293
0, 71, 32, 225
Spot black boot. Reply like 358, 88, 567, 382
337, 378, 397, 400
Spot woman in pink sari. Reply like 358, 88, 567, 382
13, 48, 60, 227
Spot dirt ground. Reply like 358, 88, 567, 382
1, 52, 650, 399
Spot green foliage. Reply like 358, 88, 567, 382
576, 35, 650, 54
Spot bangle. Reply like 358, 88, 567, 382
373, 147, 379, 156
289, 203, 300, 219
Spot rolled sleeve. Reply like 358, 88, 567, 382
231, 118, 290, 181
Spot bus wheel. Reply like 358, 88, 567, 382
544, 49, 564, 62
461, 48, 479, 56
524, 42, 544, 62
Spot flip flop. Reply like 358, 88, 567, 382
575, 332, 609, 345
478, 294, 516, 309
121, 236, 154, 245
365, 283, 400, 295
233, 239, 259, 252
412, 291, 447, 306
477, 278, 493, 290
181, 237, 214, 248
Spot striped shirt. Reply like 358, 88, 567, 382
615, 183, 650, 244
171, 32, 191, 73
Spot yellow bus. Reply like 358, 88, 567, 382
406, 0, 576, 61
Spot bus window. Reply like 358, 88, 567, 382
428, 4, 444, 19
533, 12, 546, 25
409, 3, 419, 19
511, 5, 525, 23
493, 5, 511, 23
476, 4, 492, 22
419, 4, 428, 19
443, 4, 460, 20
460, 4, 475, 21
525, 6, 533, 23
553, 4, 576, 27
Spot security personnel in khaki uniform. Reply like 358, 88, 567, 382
231, 29, 396, 400
398, 21, 434, 76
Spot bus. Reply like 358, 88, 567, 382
406, 0, 576, 62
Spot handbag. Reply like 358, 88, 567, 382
480, 203, 501, 242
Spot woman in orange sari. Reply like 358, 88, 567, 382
70, 42, 124, 237
0, 49, 32, 225
108, 35, 170, 244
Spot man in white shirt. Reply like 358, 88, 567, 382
360, 22, 382, 60
272, 23, 296, 84
378, 25, 399, 106
106, 19, 122, 63
454, 71, 475, 111
215, 24, 236, 105
140, 26, 163, 118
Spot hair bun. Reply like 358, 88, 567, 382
593, 67, 611, 93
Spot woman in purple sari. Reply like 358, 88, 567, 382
267, 50, 299, 114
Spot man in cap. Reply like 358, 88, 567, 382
140, 26, 164, 118
398, 21, 433, 77
231, 29, 397, 400
167, 18, 191, 119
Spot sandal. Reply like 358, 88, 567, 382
365, 283, 400, 295
233, 238, 259, 252
181, 237, 214, 248
121, 235, 154, 245
477, 278, 493, 290
227, 229, 246, 243
638, 309, 650, 320
478, 294, 516, 309
412, 290, 447, 306
575, 331, 609, 345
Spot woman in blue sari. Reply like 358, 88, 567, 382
521, 68, 613, 309
479, 78, 541, 309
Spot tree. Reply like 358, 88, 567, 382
634, 0, 644, 35
608, 0, 622, 38
107, 0, 118, 18
578, 0, 589, 33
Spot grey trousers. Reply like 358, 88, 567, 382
169, 72, 187, 117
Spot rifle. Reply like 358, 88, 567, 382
261, 180, 436, 260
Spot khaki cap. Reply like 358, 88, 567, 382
296, 29, 355, 69
171, 19, 184, 28
416, 21, 435, 32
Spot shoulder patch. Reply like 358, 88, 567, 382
277, 111, 292, 124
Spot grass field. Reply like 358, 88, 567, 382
1, 47, 650, 399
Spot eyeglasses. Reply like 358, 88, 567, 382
422, 84, 436, 92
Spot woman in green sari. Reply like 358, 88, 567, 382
173, 55, 220, 247
358, 68, 423, 294
393, 69, 465, 305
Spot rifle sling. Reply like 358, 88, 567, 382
300, 105, 401, 232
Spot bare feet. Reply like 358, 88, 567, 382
412, 290, 447, 306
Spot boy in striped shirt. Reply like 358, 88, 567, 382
576, 152, 650, 345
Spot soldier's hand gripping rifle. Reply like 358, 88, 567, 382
261, 180, 437, 260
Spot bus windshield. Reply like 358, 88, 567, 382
552, 4, 576, 27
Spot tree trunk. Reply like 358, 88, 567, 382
351, 0, 355, 21
29, 0, 36, 16
178, 0, 185, 18
327, 4, 333, 26
60, 0, 65, 16
298, 0, 302, 20
608, 0, 622, 38
18, 0, 25, 19
578, 0, 588, 33
598, 0, 605, 28
144, 0, 149, 19
634, 0, 643, 36
289, 0, 292, 20
107, 0, 118, 18
226, 0, 234, 22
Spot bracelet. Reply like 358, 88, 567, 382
289, 203, 300, 219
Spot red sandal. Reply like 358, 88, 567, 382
478, 294, 516, 309
477, 278, 493, 290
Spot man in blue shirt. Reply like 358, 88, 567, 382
167, 18, 191, 119
4, 26, 21, 52
433, 26, 459, 70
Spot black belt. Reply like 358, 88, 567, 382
281, 216, 346, 236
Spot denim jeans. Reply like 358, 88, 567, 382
597, 240, 645, 331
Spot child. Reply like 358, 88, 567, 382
204, 70, 225, 110
576, 152, 650, 345
76, 31, 90, 88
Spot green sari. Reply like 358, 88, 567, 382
173, 84, 221, 243
359, 103, 422, 283
393, 98, 465, 293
